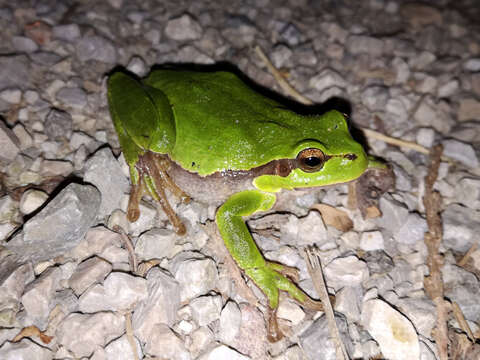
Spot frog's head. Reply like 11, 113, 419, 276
253, 110, 368, 192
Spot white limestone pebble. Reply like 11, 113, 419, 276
361, 299, 420, 360
19, 189, 49, 215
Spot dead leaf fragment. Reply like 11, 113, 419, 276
12, 325, 53, 344
311, 204, 353, 232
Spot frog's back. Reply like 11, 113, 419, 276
144, 70, 332, 176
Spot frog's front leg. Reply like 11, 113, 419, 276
216, 190, 323, 341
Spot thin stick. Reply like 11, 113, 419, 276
452, 301, 475, 342
303, 247, 348, 360
457, 243, 478, 267
125, 311, 139, 360
423, 145, 449, 360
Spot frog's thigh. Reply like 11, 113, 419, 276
108, 72, 176, 155
216, 190, 275, 270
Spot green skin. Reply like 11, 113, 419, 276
108, 70, 372, 310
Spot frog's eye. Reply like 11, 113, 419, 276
296, 148, 326, 173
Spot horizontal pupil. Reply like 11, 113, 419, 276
305, 157, 320, 167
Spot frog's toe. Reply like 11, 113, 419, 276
126, 178, 144, 222
266, 261, 300, 282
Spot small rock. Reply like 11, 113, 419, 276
144, 324, 191, 360
309, 68, 346, 93
443, 204, 479, 253
44, 108, 73, 140
0, 260, 34, 312
52, 24, 81, 42
133, 267, 180, 341
229, 304, 267, 358
395, 298, 436, 338
104, 334, 143, 360
165, 14, 202, 41
414, 73, 437, 94
413, 97, 452, 133
218, 301, 242, 344
386, 98, 408, 123
190, 294, 222, 326
442, 139, 479, 168
76, 35, 117, 63
376, 196, 409, 237
170, 253, 218, 302
0, 88, 22, 103
0, 120, 20, 163
0, 55, 31, 91
70, 131, 97, 151
416, 127, 435, 149
463, 58, 480, 72
40, 159, 73, 177
84, 148, 130, 219
57, 312, 125, 358
362, 85, 389, 111
443, 263, 480, 322
279, 23, 302, 46
408, 51, 437, 70
360, 231, 385, 251
11, 36, 38, 53
335, 286, 361, 322
190, 327, 214, 357
297, 211, 328, 245
324, 256, 369, 290
391, 57, 410, 84
361, 299, 420, 360
56, 86, 88, 109
277, 298, 305, 325
437, 79, 459, 98
300, 313, 353, 360
0, 339, 52, 360
126, 55, 147, 77
400, 3, 443, 29
199, 345, 249, 360
271, 44, 293, 69
19, 189, 49, 215
78, 272, 147, 312
455, 177, 480, 210
68, 256, 112, 295
21, 267, 62, 327
6, 183, 101, 262
458, 98, 480, 122
135, 228, 178, 261
345, 35, 384, 56
12, 123, 33, 149
394, 213, 428, 245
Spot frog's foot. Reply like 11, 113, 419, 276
154, 153, 191, 204
128, 152, 187, 235
245, 262, 323, 341
266, 261, 300, 282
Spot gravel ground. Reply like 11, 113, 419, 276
1, 1, 480, 359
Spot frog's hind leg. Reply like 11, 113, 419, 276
216, 190, 325, 341
136, 152, 188, 235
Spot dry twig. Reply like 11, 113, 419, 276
114, 225, 138, 274
303, 247, 348, 360
125, 311, 139, 360
452, 301, 475, 342
12, 325, 53, 344
422, 144, 449, 360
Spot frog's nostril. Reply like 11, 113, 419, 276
344, 154, 357, 161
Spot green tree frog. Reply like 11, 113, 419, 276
108, 69, 384, 340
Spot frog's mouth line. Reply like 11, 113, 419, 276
165, 151, 358, 181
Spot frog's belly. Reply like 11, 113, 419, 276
167, 158, 256, 205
